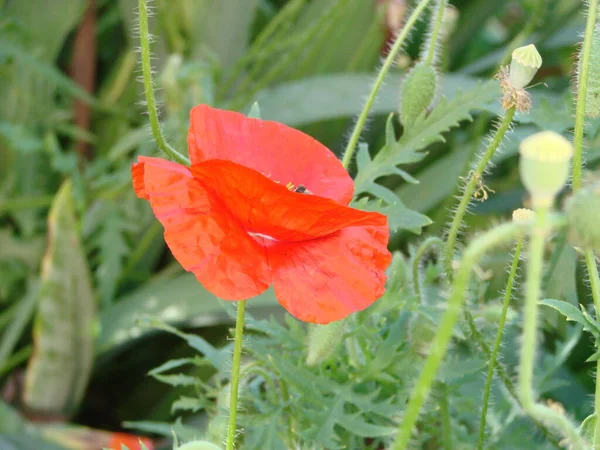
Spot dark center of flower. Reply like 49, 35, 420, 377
285, 182, 312, 194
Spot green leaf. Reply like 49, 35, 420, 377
579, 413, 597, 445
0, 401, 24, 433
171, 395, 207, 413
539, 299, 600, 339
22, 181, 96, 417
352, 197, 432, 235
123, 418, 198, 441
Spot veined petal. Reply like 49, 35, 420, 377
188, 105, 354, 204
191, 160, 387, 243
267, 225, 391, 324
132, 156, 271, 299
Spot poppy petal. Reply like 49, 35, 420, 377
267, 225, 391, 323
188, 105, 354, 204
191, 160, 387, 243
133, 156, 271, 299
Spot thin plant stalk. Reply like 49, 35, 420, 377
341, 0, 434, 169
439, 382, 452, 450
138, 0, 189, 166
585, 248, 600, 449
412, 236, 444, 302
424, 0, 447, 65
518, 205, 585, 450
477, 237, 523, 449
226, 300, 247, 450
443, 107, 516, 278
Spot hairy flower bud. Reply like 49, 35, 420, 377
577, 24, 600, 118
519, 131, 573, 207
306, 321, 346, 366
399, 62, 438, 126
566, 180, 600, 251
509, 44, 542, 90
177, 441, 222, 450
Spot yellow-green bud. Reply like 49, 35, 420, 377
509, 44, 542, 89
177, 441, 222, 450
519, 131, 573, 207
306, 321, 345, 366
399, 62, 437, 126
512, 208, 534, 222
566, 181, 600, 251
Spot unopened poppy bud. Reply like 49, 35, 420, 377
399, 61, 438, 126
512, 208, 534, 222
519, 131, 573, 207
566, 181, 600, 251
509, 44, 542, 89
577, 25, 600, 118
177, 441, 223, 450
306, 321, 346, 366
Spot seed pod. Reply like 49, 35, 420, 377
399, 61, 438, 126
177, 441, 223, 450
519, 131, 573, 207
509, 44, 542, 89
566, 180, 600, 251
306, 320, 346, 366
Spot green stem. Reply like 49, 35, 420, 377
226, 300, 247, 450
412, 236, 444, 302
138, 0, 189, 166
341, 0, 434, 169
391, 220, 536, 450
518, 205, 584, 450
444, 106, 516, 279
439, 382, 452, 450
572, 0, 599, 191
478, 237, 523, 450
424, 0, 447, 65
585, 248, 600, 450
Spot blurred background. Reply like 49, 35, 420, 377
0, 0, 592, 449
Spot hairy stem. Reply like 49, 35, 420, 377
341, 0, 434, 169
412, 236, 444, 302
585, 248, 600, 450
439, 382, 452, 450
392, 221, 533, 450
226, 300, 247, 450
518, 205, 584, 450
478, 237, 523, 449
444, 107, 516, 279
424, 0, 447, 65
138, 0, 189, 165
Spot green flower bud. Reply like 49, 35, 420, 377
577, 24, 600, 118
566, 180, 600, 251
177, 441, 223, 450
512, 208, 534, 222
519, 131, 573, 207
306, 320, 346, 366
509, 44, 542, 89
399, 62, 437, 126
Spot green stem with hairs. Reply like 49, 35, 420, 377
585, 248, 600, 450
392, 220, 541, 450
424, 0, 447, 65
138, 0, 189, 165
341, 0, 434, 169
478, 237, 523, 449
439, 382, 452, 450
518, 205, 584, 450
412, 236, 444, 302
444, 106, 516, 279
572, 0, 599, 191
226, 300, 247, 450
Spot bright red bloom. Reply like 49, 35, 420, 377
109, 432, 154, 450
132, 105, 391, 323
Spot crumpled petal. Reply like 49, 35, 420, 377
188, 104, 354, 204
192, 160, 387, 243
132, 156, 271, 299
266, 225, 391, 323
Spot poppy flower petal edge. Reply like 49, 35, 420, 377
132, 156, 272, 300
267, 225, 392, 324
188, 105, 354, 204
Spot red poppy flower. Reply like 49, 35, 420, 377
109, 432, 154, 450
132, 105, 391, 323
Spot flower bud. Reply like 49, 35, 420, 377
577, 24, 600, 118
306, 321, 345, 366
565, 180, 600, 251
178, 441, 222, 450
399, 62, 438, 126
519, 131, 573, 207
512, 208, 534, 222
509, 44, 542, 89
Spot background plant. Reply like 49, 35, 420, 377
2, 0, 600, 449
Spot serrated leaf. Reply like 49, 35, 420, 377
539, 299, 600, 339
171, 396, 206, 413
151, 373, 197, 387
148, 357, 198, 376
352, 197, 431, 235
23, 181, 96, 417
